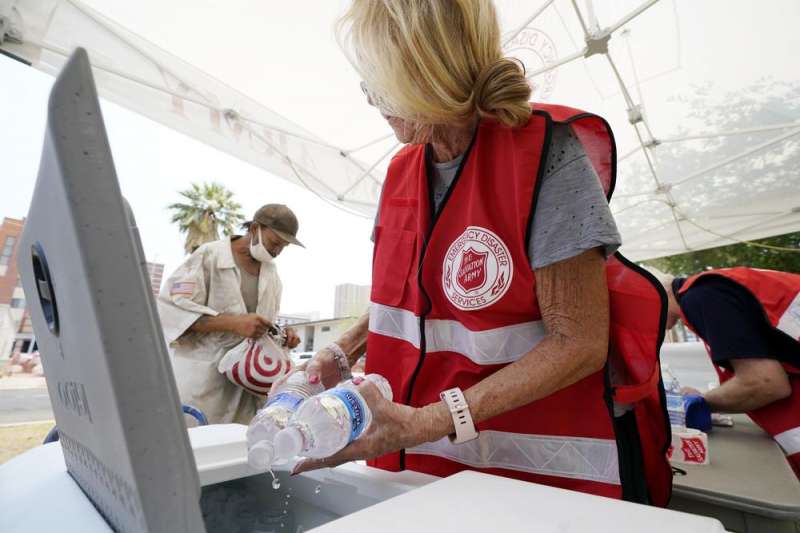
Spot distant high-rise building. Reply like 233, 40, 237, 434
146, 262, 165, 296
334, 283, 370, 318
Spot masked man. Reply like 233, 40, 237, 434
159, 204, 303, 424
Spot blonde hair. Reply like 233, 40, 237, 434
337, 0, 532, 128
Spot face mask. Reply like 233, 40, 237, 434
249, 229, 275, 264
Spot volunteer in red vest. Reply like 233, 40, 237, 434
288, 0, 672, 504
662, 267, 800, 476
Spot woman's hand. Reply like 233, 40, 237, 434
270, 346, 343, 393
291, 380, 436, 475
305, 347, 346, 389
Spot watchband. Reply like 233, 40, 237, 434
327, 342, 352, 381
440, 387, 478, 444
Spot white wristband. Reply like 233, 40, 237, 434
327, 343, 352, 381
440, 387, 478, 444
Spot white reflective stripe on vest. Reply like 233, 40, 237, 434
774, 426, 800, 456
369, 303, 546, 365
776, 292, 800, 339
408, 430, 620, 485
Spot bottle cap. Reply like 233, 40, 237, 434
246, 420, 273, 445
274, 426, 304, 461
247, 440, 275, 471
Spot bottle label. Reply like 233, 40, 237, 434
665, 392, 684, 411
330, 388, 366, 443
266, 392, 303, 412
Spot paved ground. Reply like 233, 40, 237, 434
0, 387, 53, 425
0, 375, 47, 390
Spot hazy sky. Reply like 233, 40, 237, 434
0, 56, 374, 318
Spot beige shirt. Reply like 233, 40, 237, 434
157, 237, 282, 424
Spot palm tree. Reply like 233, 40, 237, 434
168, 182, 245, 254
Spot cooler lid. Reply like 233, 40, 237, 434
16, 48, 205, 533
313, 470, 726, 532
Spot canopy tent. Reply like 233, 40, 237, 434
1, 0, 798, 260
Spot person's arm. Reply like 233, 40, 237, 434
678, 278, 792, 412
418, 247, 610, 441
337, 313, 370, 366
189, 313, 273, 339
157, 247, 221, 344
292, 248, 611, 472
701, 358, 791, 412
305, 312, 370, 388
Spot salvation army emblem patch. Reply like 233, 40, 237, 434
443, 226, 513, 310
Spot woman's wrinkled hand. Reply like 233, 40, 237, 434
291, 379, 428, 475
270, 346, 343, 394
305, 347, 346, 389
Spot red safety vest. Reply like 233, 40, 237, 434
678, 268, 800, 476
367, 104, 672, 505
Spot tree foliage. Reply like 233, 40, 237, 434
168, 182, 245, 254
644, 231, 800, 276
613, 79, 800, 258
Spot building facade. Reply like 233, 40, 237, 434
0, 217, 24, 304
293, 317, 357, 353
333, 283, 370, 319
146, 262, 165, 296
1, 218, 167, 359
276, 311, 319, 328
0, 217, 26, 359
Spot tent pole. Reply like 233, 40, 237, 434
343, 133, 396, 155
606, 0, 662, 35
339, 142, 400, 198
672, 128, 800, 187
660, 122, 800, 144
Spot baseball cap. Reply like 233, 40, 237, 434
253, 204, 304, 248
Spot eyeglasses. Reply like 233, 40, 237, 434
360, 80, 396, 115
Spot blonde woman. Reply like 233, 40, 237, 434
292, 0, 672, 505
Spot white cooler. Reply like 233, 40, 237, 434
1, 423, 727, 533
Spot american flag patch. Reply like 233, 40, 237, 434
170, 281, 196, 296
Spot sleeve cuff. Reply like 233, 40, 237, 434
532, 238, 621, 269
159, 303, 219, 345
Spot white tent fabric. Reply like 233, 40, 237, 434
1, 0, 798, 260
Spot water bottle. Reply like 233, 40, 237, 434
662, 365, 686, 428
273, 374, 393, 461
246, 371, 324, 470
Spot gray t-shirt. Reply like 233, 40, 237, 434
239, 267, 259, 313
372, 123, 621, 269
